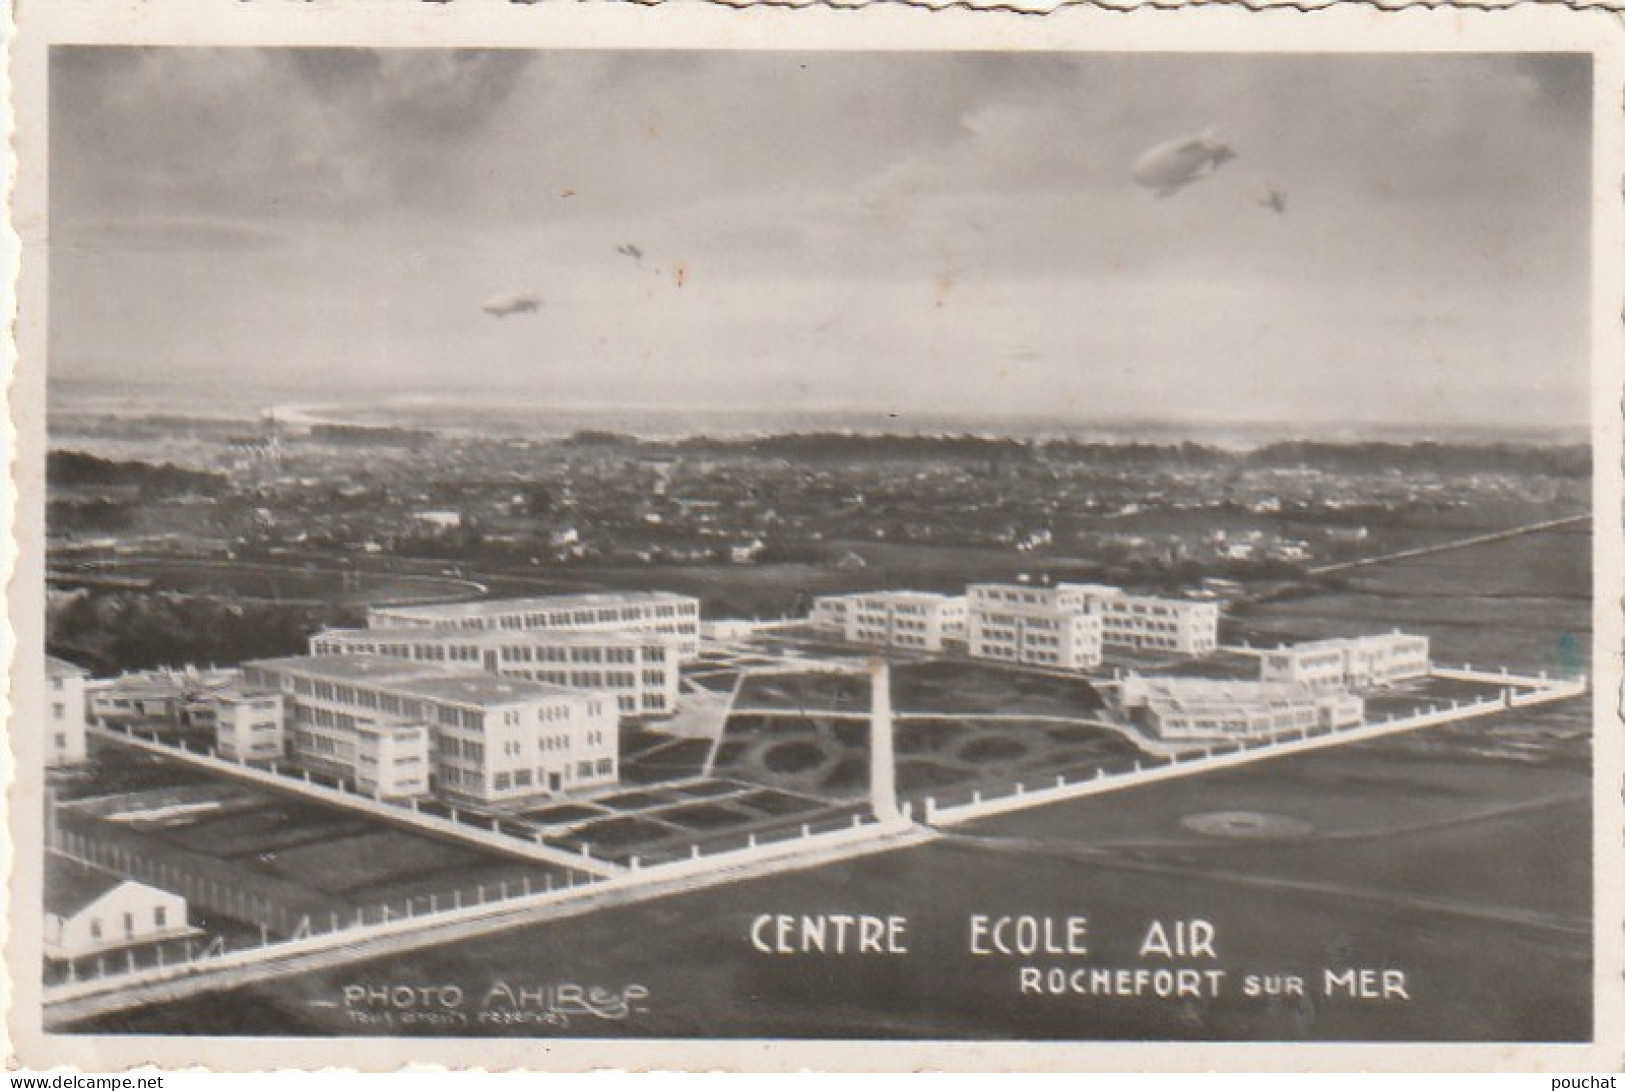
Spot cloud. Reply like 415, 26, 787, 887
1513, 54, 1592, 120
284, 49, 532, 139
51, 47, 535, 224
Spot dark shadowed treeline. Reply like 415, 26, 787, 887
46, 589, 337, 675
48, 450, 225, 494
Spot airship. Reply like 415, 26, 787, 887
482, 293, 541, 318
1131, 129, 1237, 198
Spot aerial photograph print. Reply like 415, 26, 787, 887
13, 29, 1619, 1063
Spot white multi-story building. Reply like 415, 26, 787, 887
80, 665, 286, 762
809, 596, 851, 631
310, 627, 680, 719
809, 591, 967, 652
966, 582, 1221, 670
1118, 675, 1364, 742
242, 654, 620, 807
1260, 632, 1430, 691
966, 584, 1104, 670
86, 666, 242, 728
209, 687, 286, 763
366, 591, 702, 660
1062, 584, 1221, 657
353, 720, 434, 799
45, 657, 89, 767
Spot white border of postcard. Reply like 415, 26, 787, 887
6, 0, 1623, 1072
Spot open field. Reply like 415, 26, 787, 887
75, 724, 1589, 1040
618, 735, 712, 785
732, 661, 1104, 720
53, 766, 579, 936
59, 559, 483, 608
482, 562, 841, 620
893, 661, 1104, 717
1229, 526, 1589, 674
50, 739, 221, 803
501, 776, 861, 865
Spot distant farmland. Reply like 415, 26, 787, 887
55, 559, 484, 608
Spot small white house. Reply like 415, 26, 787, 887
412, 509, 463, 531
44, 855, 194, 961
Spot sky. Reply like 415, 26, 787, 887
48, 48, 1594, 430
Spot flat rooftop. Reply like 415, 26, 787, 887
212, 685, 282, 704
1270, 632, 1423, 654
1268, 637, 1352, 654
387, 674, 589, 707
1135, 678, 1319, 702
1058, 583, 1125, 597
247, 654, 592, 707
370, 590, 696, 620
45, 656, 88, 678
245, 654, 468, 685
843, 590, 963, 604
318, 626, 665, 647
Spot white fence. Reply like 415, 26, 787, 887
1430, 663, 1588, 693
43, 855, 621, 1006
923, 675, 1585, 828
43, 805, 915, 1012
89, 725, 621, 877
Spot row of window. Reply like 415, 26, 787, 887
496, 644, 649, 665
490, 758, 613, 793
391, 754, 424, 765
291, 679, 425, 721
293, 730, 344, 756
85, 906, 169, 940
439, 736, 487, 762
438, 731, 580, 760
474, 603, 693, 630
293, 704, 360, 733
1102, 618, 1184, 636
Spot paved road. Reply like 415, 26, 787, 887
1308, 513, 1589, 576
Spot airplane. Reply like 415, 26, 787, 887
1132, 128, 1237, 198
1259, 189, 1288, 214
482, 293, 541, 318
616, 243, 644, 261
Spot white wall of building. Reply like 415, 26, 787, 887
212, 691, 285, 763
46, 658, 88, 767
966, 584, 1104, 670
355, 722, 431, 799
45, 879, 189, 961
1061, 585, 1221, 656
312, 628, 681, 719
366, 593, 702, 660
1261, 633, 1431, 690
811, 591, 967, 652
243, 656, 620, 808
1119, 675, 1365, 742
